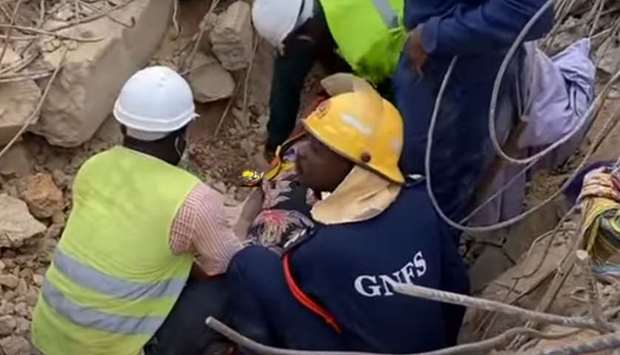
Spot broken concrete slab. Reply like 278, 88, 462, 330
30, 0, 174, 147
19, 173, 64, 219
0, 194, 46, 249
188, 53, 235, 103
210, 1, 253, 71
0, 49, 43, 146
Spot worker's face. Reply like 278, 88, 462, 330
296, 135, 353, 192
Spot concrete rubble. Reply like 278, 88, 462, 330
30, 0, 175, 147
0, 49, 43, 146
18, 173, 64, 219
210, 1, 253, 71
188, 53, 236, 103
0, 195, 47, 249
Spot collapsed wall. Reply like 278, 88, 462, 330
29, 0, 174, 147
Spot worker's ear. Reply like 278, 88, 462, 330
320, 73, 358, 96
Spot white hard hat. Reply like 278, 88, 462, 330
113, 66, 198, 141
252, 0, 314, 50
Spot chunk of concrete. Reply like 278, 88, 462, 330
188, 53, 235, 103
210, 1, 253, 71
0, 49, 42, 146
19, 173, 64, 219
30, 0, 174, 147
0, 194, 46, 248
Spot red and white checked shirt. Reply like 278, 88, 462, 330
168, 183, 243, 275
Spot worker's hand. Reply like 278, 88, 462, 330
406, 26, 428, 76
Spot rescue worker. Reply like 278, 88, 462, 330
393, 0, 554, 223
252, 0, 407, 158
227, 80, 469, 352
31, 66, 242, 355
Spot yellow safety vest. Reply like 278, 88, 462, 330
320, 0, 407, 84
31, 146, 199, 355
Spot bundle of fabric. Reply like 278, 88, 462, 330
579, 167, 620, 278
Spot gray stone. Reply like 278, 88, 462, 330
188, 53, 235, 103
0, 195, 46, 249
209, 1, 253, 71
0, 143, 33, 178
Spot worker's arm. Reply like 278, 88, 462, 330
267, 33, 320, 151
227, 246, 346, 349
169, 184, 243, 276
417, 0, 554, 57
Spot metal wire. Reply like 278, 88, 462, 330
393, 284, 598, 330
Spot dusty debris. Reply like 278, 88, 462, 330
30, 0, 176, 147
210, 1, 253, 71
0, 195, 46, 249
0, 49, 43, 146
19, 174, 64, 219
0, 335, 31, 355
188, 53, 236, 103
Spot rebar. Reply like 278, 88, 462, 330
575, 250, 617, 333
393, 284, 598, 330
0, 47, 67, 161
534, 331, 620, 355
206, 318, 585, 355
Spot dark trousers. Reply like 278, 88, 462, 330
144, 276, 231, 355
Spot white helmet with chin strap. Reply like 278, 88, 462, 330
251, 0, 314, 51
113, 66, 198, 141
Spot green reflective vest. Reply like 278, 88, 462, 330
320, 0, 407, 84
31, 146, 199, 355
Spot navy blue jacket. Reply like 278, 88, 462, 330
227, 184, 469, 352
394, 0, 554, 222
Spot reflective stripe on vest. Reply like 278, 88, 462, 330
41, 281, 164, 335
53, 249, 186, 301
372, 0, 399, 28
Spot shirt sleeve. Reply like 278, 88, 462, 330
419, 0, 554, 56
170, 184, 244, 275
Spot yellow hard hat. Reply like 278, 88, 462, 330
303, 79, 405, 184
